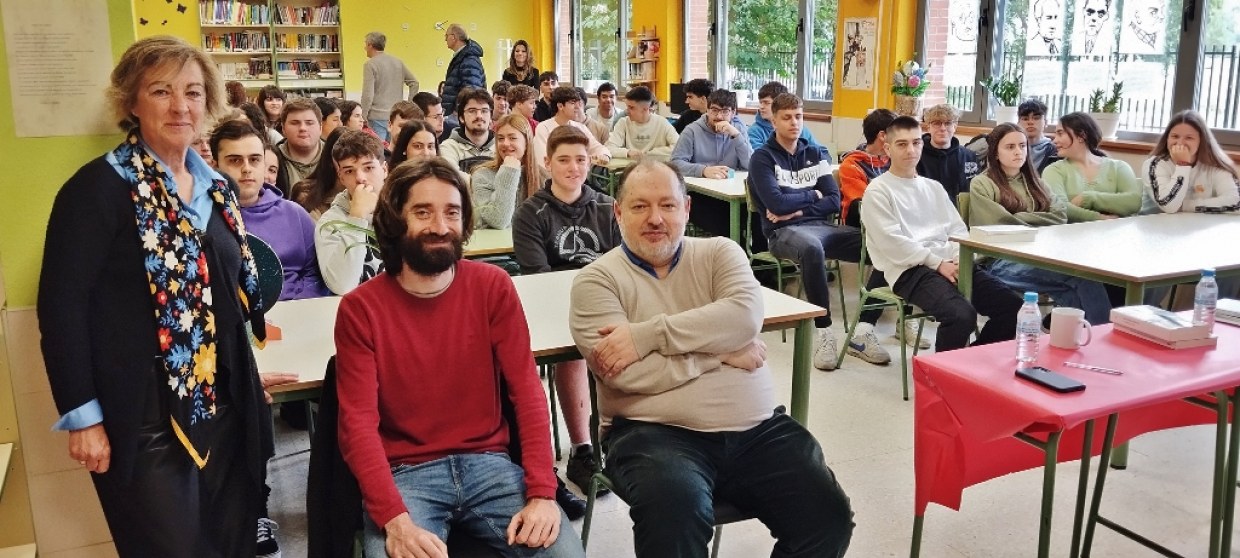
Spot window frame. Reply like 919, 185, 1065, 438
570, 0, 630, 91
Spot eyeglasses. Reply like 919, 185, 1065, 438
464, 107, 492, 117
708, 107, 734, 116
927, 120, 957, 128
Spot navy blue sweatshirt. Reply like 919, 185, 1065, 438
748, 135, 842, 237
916, 134, 980, 202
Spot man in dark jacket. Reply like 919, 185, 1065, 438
916, 103, 980, 203
441, 23, 486, 116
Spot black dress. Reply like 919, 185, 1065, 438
502, 67, 540, 89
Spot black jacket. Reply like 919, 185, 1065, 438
512, 183, 622, 275
917, 134, 981, 202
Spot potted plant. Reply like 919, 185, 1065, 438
980, 74, 1022, 123
891, 58, 931, 118
1088, 82, 1124, 140
730, 78, 752, 106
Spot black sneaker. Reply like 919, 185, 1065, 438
256, 517, 280, 558
555, 475, 587, 521
566, 445, 609, 496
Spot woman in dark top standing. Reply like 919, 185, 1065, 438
38, 35, 271, 557
503, 39, 540, 88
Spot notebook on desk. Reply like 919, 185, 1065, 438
1218, 298, 1240, 326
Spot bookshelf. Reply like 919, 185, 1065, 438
625, 26, 660, 90
198, 0, 342, 95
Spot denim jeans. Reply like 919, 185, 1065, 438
987, 260, 1113, 324
603, 412, 854, 558
361, 453, 584, 558
368, 119, 389, 142
768, 220, 885, 327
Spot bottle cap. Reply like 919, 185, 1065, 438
1203, 268, 1216, 277
1023, 292, 1038, 303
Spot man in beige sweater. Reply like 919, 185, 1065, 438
361, 32, 419, 142
569, 160, 853, 557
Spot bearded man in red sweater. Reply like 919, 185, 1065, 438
334, 157, 584, 558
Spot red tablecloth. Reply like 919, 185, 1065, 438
914, 323, 1240, 514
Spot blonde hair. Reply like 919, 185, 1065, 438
477, 114, 543, 199
106, 36, 226, 131
922, 103, 961, 123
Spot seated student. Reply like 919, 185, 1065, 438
290, 127, 346, 221
585, 82, 624, 131
1145, 109, 1240, 215
606, 85, 679, 161
534, 71, 559, 122
472, 114, 545, 229
671, 78, 712, 134
969, 123, 1113, 325
212, 120, 331, 300
748, 81, 821, 150
861, 116, 1022, 352
411, 91, 447, 141
315, 130, 387, 294
439, 86, 496, 173
749, 93, 892, 368
569, 159, 854, 557
838, 108, 895, 227
670, 89, 751, 179
336, 158, 585, 558
1042, 112, 1142, 222
1019, 99, 1060, 173
574, 87, 611, 144
388, 119, 442, 168
491, 80, 512, 124
513, 126, 622, 506
916, 103, 980, 203
532, 85, 611, 173
275, 98, 325, 193
508, 83, 541, 132
386, 100, 424, 149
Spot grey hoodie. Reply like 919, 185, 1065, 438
315, 190, 383, 294
670, 114, 752, 177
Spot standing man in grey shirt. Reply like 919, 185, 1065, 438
361, 32, 419, 142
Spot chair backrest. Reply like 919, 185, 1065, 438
741, 179, 762, 258
957, 192, 971, 227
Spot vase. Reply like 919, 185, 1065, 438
994, 105, 1018, 124
894, 95, 923, 118
1090, 112, 1121, 140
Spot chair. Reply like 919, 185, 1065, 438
742, 181, 849, 328
578, 376, 756, 558
957, 192, 971, 226
835, 216, 932, 400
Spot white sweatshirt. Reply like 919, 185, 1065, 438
1142, 156, 1240, 214
859, 172, 968, 286
605, 115, 679, 159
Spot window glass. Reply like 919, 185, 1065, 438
725, 0, 798, 105
1199, 0, 1240, 131
579, 0, 620, 92
807, 0, 838, 100
923, 0, 981, 113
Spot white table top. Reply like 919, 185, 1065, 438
463, 228, 513, 257
684, 172, 749, 199
953, 213, 1240, 283
260, 269, 823, 393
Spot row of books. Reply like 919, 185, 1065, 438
274, 33, 338, 52
203, 31, 270, 53
276, 58, 336, 77
200, 0, 271, 25
215, 59, 273, 80
274, 4, 339, 25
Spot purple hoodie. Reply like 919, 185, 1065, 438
241, 185, 332, 300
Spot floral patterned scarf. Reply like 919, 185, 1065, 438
111, 131, 265, 469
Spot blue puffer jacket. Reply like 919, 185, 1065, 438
442, 39, 487, 115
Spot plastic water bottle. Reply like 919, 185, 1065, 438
1194, 268, 1218, 331
1016, 292, 1042, 365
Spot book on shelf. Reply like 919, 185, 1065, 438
200, 0, 271, 25
274, 4, 339, 25
1113, 324, 1218, 349
969, 224, 1037, 242
1110, 305, 1213, 342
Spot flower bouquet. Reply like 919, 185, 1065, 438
891, 59, 930, 117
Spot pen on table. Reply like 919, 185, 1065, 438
1063, 361, 1124, 376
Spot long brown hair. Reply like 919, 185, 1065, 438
477, 114, 543, 199
507, 40, 535, 81
1150, 110, 1238, 179
374, 159, 475, 276
291, 127, 346, 215
984, 123, 1052, 213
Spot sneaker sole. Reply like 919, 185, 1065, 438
846, 344, 892, 365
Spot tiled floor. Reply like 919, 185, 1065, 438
266, 271, 1231, 557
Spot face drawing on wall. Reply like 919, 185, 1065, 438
1081, 0, 1111, 53
1129, 0, 1165, 49
951, 3, 979, 42
1032, 0, 1063, 54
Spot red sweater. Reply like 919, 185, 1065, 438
335, 261, 554, 527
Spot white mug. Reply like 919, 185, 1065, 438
1049, 307, 1092, 349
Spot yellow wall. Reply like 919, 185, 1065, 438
134, 0, 200, 42
631, 0, 681, 101
832, 0, 919, 118
340, 1, 541, 99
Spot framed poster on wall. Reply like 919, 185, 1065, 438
841, 17, 877, 91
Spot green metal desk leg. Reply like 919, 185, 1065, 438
790, 318, 813, 425
1038, 431, 1064, 558
957, 245, 974, 299
1070, 420, 1096, 558
1220, 388, 1238, 558
910, 514, 924, 558
728, 199, 742, 245
1109, 282, 1146, 471
1080, 414, 1119, 558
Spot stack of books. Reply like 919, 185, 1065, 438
1110, 305, 1217, 349
969, 225, 1038, 242
1218, 298, 1240, 327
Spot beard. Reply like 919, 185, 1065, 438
400, 231, 463, 276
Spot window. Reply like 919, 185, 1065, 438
577, 0, 621, 92
710, 0, 838, 107
923, 0, 1240, 143
684, 0, 711, 80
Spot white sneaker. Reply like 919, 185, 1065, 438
846, 323, 892, 365
900, 320, 932, 349
813, 328, 840, 371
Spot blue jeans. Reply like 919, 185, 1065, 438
361, 453, 584, 558
988, 259, 1113, 324
604, 412, 854, 558
768, 220, 884, 327
368, 119, 389, 142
